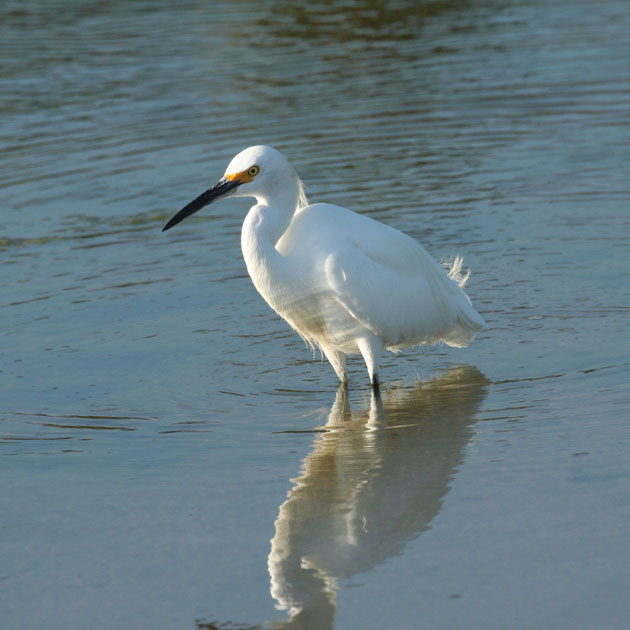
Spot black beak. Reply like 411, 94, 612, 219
162, 177, 239, 232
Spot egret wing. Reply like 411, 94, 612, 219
323, 229, 463, 348
279, 203, 485, 348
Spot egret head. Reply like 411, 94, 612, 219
162, 145, 304, 232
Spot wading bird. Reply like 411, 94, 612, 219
163, 146, 486, 389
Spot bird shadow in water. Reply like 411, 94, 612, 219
267, 365, 489, 629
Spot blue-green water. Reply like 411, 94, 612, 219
2, 1, 629, 628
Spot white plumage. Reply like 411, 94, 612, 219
163, 145, 486, 387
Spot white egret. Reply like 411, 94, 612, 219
163, 146, 486, 388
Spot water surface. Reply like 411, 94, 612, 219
2, 1, 629, 628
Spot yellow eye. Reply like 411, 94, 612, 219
247, 165, 260, 177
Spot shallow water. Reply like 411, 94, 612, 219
2, 1, 629, 628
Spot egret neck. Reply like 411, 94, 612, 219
240, 176, 302, 308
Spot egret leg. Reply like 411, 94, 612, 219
322, 347, 347, 385
357, 335, 383, 390
371, 374, 381, 394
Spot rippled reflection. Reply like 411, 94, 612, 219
268, 366, 488, 628
259, 0, 466, 41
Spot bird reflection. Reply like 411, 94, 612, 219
268, 366, 488, 629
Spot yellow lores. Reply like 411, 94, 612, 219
225, 165, 260, 184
